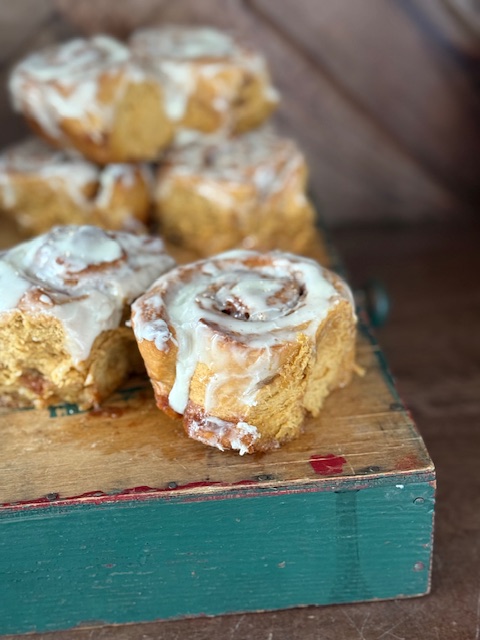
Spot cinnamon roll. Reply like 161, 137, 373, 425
9, 35, 173, 164
131, 250, 357, 454
154, 128, 316, 257
0, 138, 151, 237
129, 25, 279, 142
0, 225, 175, 409
9, 28, 278, 164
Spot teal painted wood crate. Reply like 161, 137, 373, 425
0, 235, 435, 635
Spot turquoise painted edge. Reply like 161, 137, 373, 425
1, 478, 435, 635
1, 470, 435, 513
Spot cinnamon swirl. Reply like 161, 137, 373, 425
131, 250, 356, 454
154, 128, 315, 257
0, 225, 175, 409
0, 138, 151, 237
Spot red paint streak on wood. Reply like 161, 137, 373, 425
309, 453, 347, 475
395, 454, 423, 471
0, 471, 436, 512
0, 480, 258, 511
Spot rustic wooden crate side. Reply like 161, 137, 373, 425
0, 476, 434, 635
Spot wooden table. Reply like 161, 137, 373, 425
3, 220, 477, 639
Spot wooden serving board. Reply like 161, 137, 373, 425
0, 226, 435, 635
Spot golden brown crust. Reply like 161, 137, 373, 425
50, 80, 173, 164
154, 131, 316, 258
0, 137, 153, 237
0, 313, 137, 409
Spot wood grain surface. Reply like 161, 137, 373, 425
1, 221, 477, 639
0, 328, 432, 506
0, 0, 479, 224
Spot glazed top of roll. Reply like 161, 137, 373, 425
9, 35, 149, 141
130, 25, 264, 63
131, 249, 355, 414
0, 137, 147, 210
157, 128, 305, 199
129, 25, 279, 122
0, 225, 175, 363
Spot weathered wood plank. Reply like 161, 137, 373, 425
250, 0, 480, 214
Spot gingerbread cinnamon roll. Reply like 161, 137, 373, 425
154, 128, 315, 257
9, 35, 173, 163
131, 250, 357, 454
0, 225, 175, 409
0, 138, 151, 237
129, 25, 279, 142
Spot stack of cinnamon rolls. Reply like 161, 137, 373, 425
0, 26, 357, 454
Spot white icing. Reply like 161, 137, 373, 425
131, 27, 235, 60
157, 61, 196, 120
194, 181, 238, 208
0, 261, 31, 311
188, 416, 259, 455
171, 128, 224, 148
0, 137, 144, 215
132, 250, 355, 417
95, 163, 136, 210
1, 226, 175, 364
39, 294, 53, 305
0, 173, 17, 208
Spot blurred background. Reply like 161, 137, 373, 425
1, 0, 479, 227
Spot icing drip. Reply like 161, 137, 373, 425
0, 226, 175, 363
132, 250, 355, 416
